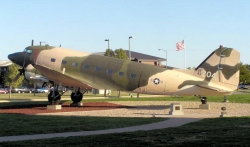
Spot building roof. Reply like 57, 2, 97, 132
0, 60, 12, 67
125, 50, 165, 61
93, 50, 166, 62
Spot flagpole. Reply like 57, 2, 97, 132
184, 38, 186, 69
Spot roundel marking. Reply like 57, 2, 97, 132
153, 78, 160, 85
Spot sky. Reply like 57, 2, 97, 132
0, 0, 250, 69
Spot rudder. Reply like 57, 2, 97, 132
195, 45, 240, 89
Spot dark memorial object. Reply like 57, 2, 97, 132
201, 97, 207, 104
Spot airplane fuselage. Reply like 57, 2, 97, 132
33, 47, 233, 96
8, 45, 240, 97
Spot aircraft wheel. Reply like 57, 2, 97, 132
48, 91, 61, 105
71, 91, 83, 103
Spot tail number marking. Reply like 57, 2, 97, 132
206, 71, 215, 78
197, 69, 215, 78
197, 70, 215, 78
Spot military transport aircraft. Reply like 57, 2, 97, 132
8, 45, 240, 104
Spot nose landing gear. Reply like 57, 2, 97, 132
48, 89, 61, 105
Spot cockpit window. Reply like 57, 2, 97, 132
23, 47, 28, 52
27, 50, 32, 54
23, 48, 32, 54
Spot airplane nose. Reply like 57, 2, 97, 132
8, 53, 15, 62
8, 52, 32, 67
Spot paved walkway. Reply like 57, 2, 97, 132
0, 117, 201, 142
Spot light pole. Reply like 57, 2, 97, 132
128, 36, 133, 60
104, 39, 109, 49
158, 49, 167, 69
104, 39, 110, 97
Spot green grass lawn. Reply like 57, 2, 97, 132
0, 91, 150, 100
0, 114, 167, 137
1, 117, 249, 146
1, 90, 250, 103
0, 91, 249, 145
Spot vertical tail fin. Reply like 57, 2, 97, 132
195, 45, 240, 90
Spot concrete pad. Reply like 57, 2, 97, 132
199, 104, 210, 110
47, 105, 62, 110
169, 103, 184, 115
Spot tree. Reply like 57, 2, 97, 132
114, 48, 128, 59
239, 62, 250, 83
187, 66, 196, 70
104, 48, 128, 60
4, 63, 24, 98
104, 49, 116, 57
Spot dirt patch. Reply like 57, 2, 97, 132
0, 102, 133, 115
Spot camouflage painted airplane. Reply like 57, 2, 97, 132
8, 45, 240, 104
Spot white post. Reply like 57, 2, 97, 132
184, 38, 186, 69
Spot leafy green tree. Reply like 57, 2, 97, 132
239, 62, 250, 83
104, 48, 128, 60
4, 63, 24, 98
104, 49, 116, 57
115, 48, 128, 59
187, 66, 196, 70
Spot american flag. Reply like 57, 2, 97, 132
176, 40, 185, 51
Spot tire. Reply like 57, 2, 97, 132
71, 91, 83, 103
48, 91, 61, 104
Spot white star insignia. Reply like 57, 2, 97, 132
153, 78, 160, 85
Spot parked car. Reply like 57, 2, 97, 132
37, 87, 49, 93
11, 87, 32, 93
50, 86, 66, 93
238, 84, 249, 89
0, 88, 9, 94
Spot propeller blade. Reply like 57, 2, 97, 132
22, 53, 27, 68
13, 73, 21, 83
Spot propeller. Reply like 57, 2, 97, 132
12, 73, 21, 83
12, 40, 34, 84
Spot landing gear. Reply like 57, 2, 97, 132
70, 87, 86, 103
48, 86, 61, 105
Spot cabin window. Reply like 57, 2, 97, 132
119, 71, 124, 76
106, 69, 112, 74
62, 60, 67, 65
72, 63, 78, 67
83, 65, 89, 69
51, 58, 56, 62
130, 74, 136, 79
95, 67, 101, 72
